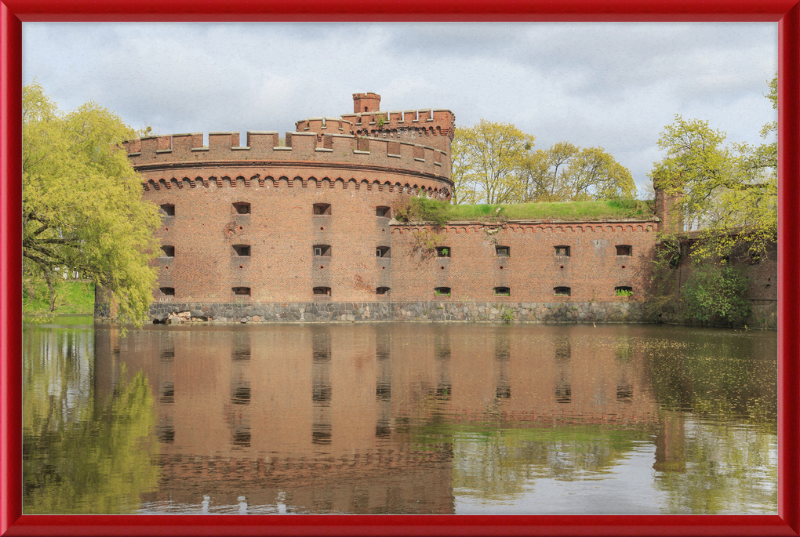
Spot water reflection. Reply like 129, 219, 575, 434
23, 321, 777, 514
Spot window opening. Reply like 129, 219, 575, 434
376, 287, 390, 295
232, 287, 251, 296
434, 287, 451, 296
494, 287, 511, 296
376, 246, 391, 258
161, 245, 175, 257
313, 287, 331, 296
233, 202, 251, 214
616, 245, 632, 256
160, 204, 175, 216
554, 245, 570, 256
496, 246, 510, 257
232, 245, 251, 257
435, 247, 451, 258
313, 203, 331, 215
160, 287, 175, 296
376, 206, 391, 217
313, 245, 331, 257
615, 286, 633, 297
554, 286, 571, 297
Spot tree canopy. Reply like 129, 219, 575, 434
452, 120, 636, 204
23, 81, 160, 325
649, 75, 777, 260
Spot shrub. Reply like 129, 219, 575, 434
682, 263, 751, 326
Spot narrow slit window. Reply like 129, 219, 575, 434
376, 287, 390, 295
494, 287, 511, 296
554, 286, 571, 297
160, 204, 175, 216
160, 287, 175, 297
615, 286, 633, 297
554, 245, 570, 257
232, 287, 251, 296
313, 245, 331, 257
233, 202, 251, 214
376, 206, 391, 217
434, 287, 451, 296
313, 203, 331, 215
232, 245, 251, 257
496, 246, 510, 257
313, 287, 331, 296
161, 245, 175, 257
435, 247, 451, 258
376, 246, 391, 258
616, 245, 632, 256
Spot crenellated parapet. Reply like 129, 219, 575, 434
122, 130, 451, 181
297, 109, 456, 155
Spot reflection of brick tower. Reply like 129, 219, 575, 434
353, 92, 381, 113
653, 176, 684, 233
653, 411, 686, 473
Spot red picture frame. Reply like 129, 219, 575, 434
1, 1, 798, 535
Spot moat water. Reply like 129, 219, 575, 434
22, 318, 777, 515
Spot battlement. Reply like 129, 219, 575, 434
122, 131, 451, 180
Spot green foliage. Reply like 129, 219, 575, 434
375, 114, 387, 128
23, 81, 161, 328
615, 288, 633, 297
682, 263, 751, 326
394, 197, 652, 223
23, 280, 95, 315
519, 142, 637, 202
649, 75, 777, 261
500, 309, 514, 322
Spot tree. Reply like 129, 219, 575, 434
518, 142, 636, 202
23, 81, 161, 325
450, 120, 535, 204
649, 106, 777, 261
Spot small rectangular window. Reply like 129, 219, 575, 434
161, 245, 175, 257
313, 287, 331, 296
434, 287, 451, 296
160, 204, 175, 216
233, 202, 251, 214
232, 287, 251, 296
495, 246, 510, 257
554, 286, 571, 297
232, 245, 251, 257
435, 247, 451, 258
376, 287, 390, 295
616, 245, 632, 256
376, 206, 390, 217
554, 246, 570, 256
313, 245, 331, 257
313, 203, 331, 215
494, 287, 511, 296
160, 287, 175, 296
376, 246, 390, 258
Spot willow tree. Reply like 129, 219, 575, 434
23, 82, 160, 324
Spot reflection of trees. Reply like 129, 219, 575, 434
23, 325, 159, 514
655, 417, 777, 514
643, 333, 777, 429
449, 425, 652, 500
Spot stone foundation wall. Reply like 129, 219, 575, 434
94, 300, 646, 324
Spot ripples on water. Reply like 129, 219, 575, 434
22, 319, 777, 514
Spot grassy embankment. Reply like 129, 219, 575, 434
397, 198, 655, 224
23, 280, 95, 315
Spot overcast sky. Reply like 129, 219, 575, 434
22, 22, 777, 197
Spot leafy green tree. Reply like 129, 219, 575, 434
519, 142, 636, 202
649, 75, 777, 261
451, 120, 536, 204
23, 81, 161, 325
